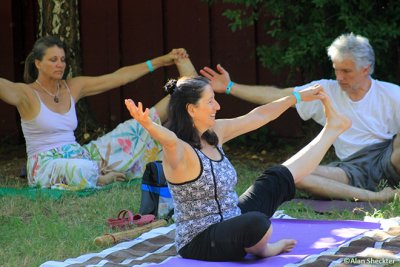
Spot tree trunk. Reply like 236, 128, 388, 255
36, 0, 100, 144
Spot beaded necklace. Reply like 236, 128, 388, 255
35, 80, 60, 103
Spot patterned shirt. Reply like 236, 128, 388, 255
168, 145, 241, 251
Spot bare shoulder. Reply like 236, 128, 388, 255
64, 77, 84, 99
64, 77, 81, 90
164, 141, 200, 184
212, 120, 224, 135
12, 83, 40, 119
21, 84, 39, 105
212, 119, 231, 143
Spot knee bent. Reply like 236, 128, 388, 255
295, 178, 308, 190
241, 211, 271, 247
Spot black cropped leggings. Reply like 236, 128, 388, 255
179, 165, 296, 261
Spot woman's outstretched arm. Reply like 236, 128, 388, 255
0, 78, 37, 119
124, 99, 191, 182
215, 84, 324, 145
0, 78, 24, 106
69, 48, 189, 101
200, 64, 293, 105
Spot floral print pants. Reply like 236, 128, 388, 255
27, 108, 162, 190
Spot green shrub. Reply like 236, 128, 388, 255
209, 0, 400, 83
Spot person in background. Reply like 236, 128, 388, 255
0, 35, 196, 190
124, 75, 350, 261
200, 33, 400, 202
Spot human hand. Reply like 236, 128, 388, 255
298, 84, 325, 102
173, 49, 197, 76
200, 64, 230, 94
162, 48, 189, 66
124, 99, 153, 128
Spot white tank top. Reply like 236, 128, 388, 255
21, 84, 78, 157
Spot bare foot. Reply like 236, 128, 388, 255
321, 93, 351, 133
261, 239, 297, 257
97, 171, 126, 186
375, 186, 400, 202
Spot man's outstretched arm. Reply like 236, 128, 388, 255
200, 64, 294, 105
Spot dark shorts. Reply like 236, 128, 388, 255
178, 165, 295, 261
329, 136, 400, 191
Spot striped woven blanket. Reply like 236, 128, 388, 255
40, 217, 400, 267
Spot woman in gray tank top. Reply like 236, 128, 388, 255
125, 76, 351, 261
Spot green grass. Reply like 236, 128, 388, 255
1, 140, 400, 267
0, 185, 141, 267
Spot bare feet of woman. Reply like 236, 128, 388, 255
321, 93, 351, 133
262, 239, 297, 257
97, 171, 126, 186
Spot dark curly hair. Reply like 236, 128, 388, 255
164, 79, 177, 95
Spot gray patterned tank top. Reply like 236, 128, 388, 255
168, 145, 241, 251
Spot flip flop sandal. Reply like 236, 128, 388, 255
132, 214, 156, 226
107, 209, 134, 229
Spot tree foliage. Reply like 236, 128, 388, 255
211, 0, 400, 83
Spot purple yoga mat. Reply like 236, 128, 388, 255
292, 198, 384, 214
156, 219, 380, 267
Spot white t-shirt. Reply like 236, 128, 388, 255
294, 78, 400, 160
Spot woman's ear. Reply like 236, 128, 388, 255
34, 59, 41, 70
186, 103, 195, 118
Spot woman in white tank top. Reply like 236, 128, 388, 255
0, 36, 196, 190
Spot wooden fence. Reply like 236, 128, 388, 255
0, 0, 302, 144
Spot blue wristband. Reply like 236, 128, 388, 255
146, 60, 154, 72
226, 81, 234, 95
292, 91, 301, 104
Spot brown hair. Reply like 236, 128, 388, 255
23, 36, 68, 83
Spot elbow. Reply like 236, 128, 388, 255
163, 139, 179, 151
258, 98, 270, 105
253, 95, 270, 105
161, 132, 179, 150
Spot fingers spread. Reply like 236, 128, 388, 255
216, 64, 225, 73
124, 99, 133, 111
137, 102, 144, 115
200, 69, 212, 79
125, 99, 140, 118
200, 67, 216, 77
144, 107, 150, 117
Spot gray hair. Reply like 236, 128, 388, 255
327, 33, 375, 75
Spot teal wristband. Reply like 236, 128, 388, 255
226, 81, 234, 95
292, 91, 301, 104
146, 60, 154, 72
